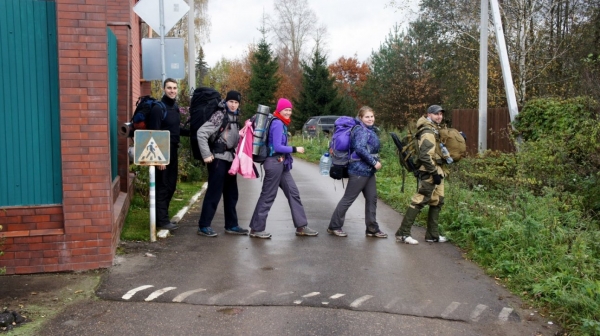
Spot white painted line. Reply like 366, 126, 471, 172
122, 285, 154, 300
469, 304, 488, 322
441, 302, 461, 318
384, 297, 401, 309
293, 300, 302, 304
208, 289, 235, 304
170, 183, 207, 223
322, 302, 329, 305
329, 293, 345, 299
302, 292, 320, 298
277, 291, 295, 296
145, 287, 177, 301
172, 288, 206, 303
350, 295, 374, 308
243, 290, 267, 302
498, 307, 514, 322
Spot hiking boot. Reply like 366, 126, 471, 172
296, 226, 318, 236
225, 226, 249, 235
157, 222, 179, 231
425, 236, 448, 243
327, 228, 348, 237
197, 227, 217, 237
366, 230, 388, 238
396, 235, 419, 245
249, 230, 271, 239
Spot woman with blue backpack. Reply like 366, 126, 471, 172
248, 98, 319, 239
327, 106, 387, 238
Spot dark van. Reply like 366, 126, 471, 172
302, 115, 341, 137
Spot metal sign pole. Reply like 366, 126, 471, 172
159, 0, 166, 83
149, 165, 157, 242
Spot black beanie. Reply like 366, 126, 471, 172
225, 90, 241, 103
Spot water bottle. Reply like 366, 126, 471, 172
319, 152, 332, 176
440, 144, 454, 164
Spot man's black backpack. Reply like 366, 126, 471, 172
126, 96, 167, 138
188, 87, 223, 160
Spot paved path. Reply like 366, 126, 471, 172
41, 159, 557, 335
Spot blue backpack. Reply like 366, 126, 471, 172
328, 116, 359, 179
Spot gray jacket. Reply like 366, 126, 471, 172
196, 109, 240, 162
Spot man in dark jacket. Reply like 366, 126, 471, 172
146, 78, 189, 231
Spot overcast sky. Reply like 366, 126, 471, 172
201, 0, 418, 67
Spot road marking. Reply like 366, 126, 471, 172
322, 302, 329, 305
384, 297, 401, 309
441, 302, 461, 318
145, 287, 177, 301
277, 291, 295, 296
302, 292, 320, 298
412, 299, 432, 314
208, 289, 235, 304
350, 295, 373, 308
329, 293, 345, 299
294, 300, 302, 304
122, 285, 154, 300
172, 288, 206, 303
470, 304, 488, 322
242, 290, 267, 302
498, 307, 514, 322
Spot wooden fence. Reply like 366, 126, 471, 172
450, 108, 516, 156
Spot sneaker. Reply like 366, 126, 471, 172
157, 222, 179, 231
425, 236, 448, 243
366, 230, 388, 238
197, 227, 217, 237
225, 226, 249, 235
396, 235, 419, 245
296, 226, 318, 236
327, 228, 348, 237
249, 230, 271, 239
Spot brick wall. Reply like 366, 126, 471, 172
0, 0, 141, 275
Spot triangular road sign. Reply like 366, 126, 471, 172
139, 137, 167, 163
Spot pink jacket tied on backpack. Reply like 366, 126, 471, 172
229, 119, 257, 178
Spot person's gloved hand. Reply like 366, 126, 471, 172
432, 173, 442, 185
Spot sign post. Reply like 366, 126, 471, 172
134, 130, 170, 241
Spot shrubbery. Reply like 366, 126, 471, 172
292, 97, 600, 335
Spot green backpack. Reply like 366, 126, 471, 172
390, 122, 437, 192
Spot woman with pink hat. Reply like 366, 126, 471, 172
248, 98, 319, 239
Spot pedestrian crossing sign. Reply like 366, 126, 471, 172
133, 130, 170, 165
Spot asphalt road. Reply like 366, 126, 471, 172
40, 159, 558, 335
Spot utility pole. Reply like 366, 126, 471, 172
478, 0, 489, 154
187, 0, 195, 93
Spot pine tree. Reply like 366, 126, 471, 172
247, 25, 280, 115
195, 47, 209, 88
294, 44, 342, 130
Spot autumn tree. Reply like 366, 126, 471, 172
294, 43, 342, 130
329, 56, 370, 107
270, 0, 318, 98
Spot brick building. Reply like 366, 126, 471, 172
0, 0, 151, 274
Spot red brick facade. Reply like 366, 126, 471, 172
0, 0, 142, 274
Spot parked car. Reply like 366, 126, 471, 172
302, 115, 342, 137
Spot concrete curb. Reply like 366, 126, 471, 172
171, 182, 208, 224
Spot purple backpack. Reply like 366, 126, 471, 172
328, 116, 359, 179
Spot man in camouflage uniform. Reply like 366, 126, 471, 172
395, 105, 449, 245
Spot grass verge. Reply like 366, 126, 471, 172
121, 181, 204, 241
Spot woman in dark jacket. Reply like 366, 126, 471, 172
248, 98, 319, 239
327, 106, 386, 238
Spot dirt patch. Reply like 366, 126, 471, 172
0, 270, 103, 334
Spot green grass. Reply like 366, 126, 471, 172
121, 181, 204, 241
291, 132, 600, 336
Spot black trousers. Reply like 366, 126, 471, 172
156, 145, 178, 226
198, 159, 239, 229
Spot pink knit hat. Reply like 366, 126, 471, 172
275, 98, 293, 113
